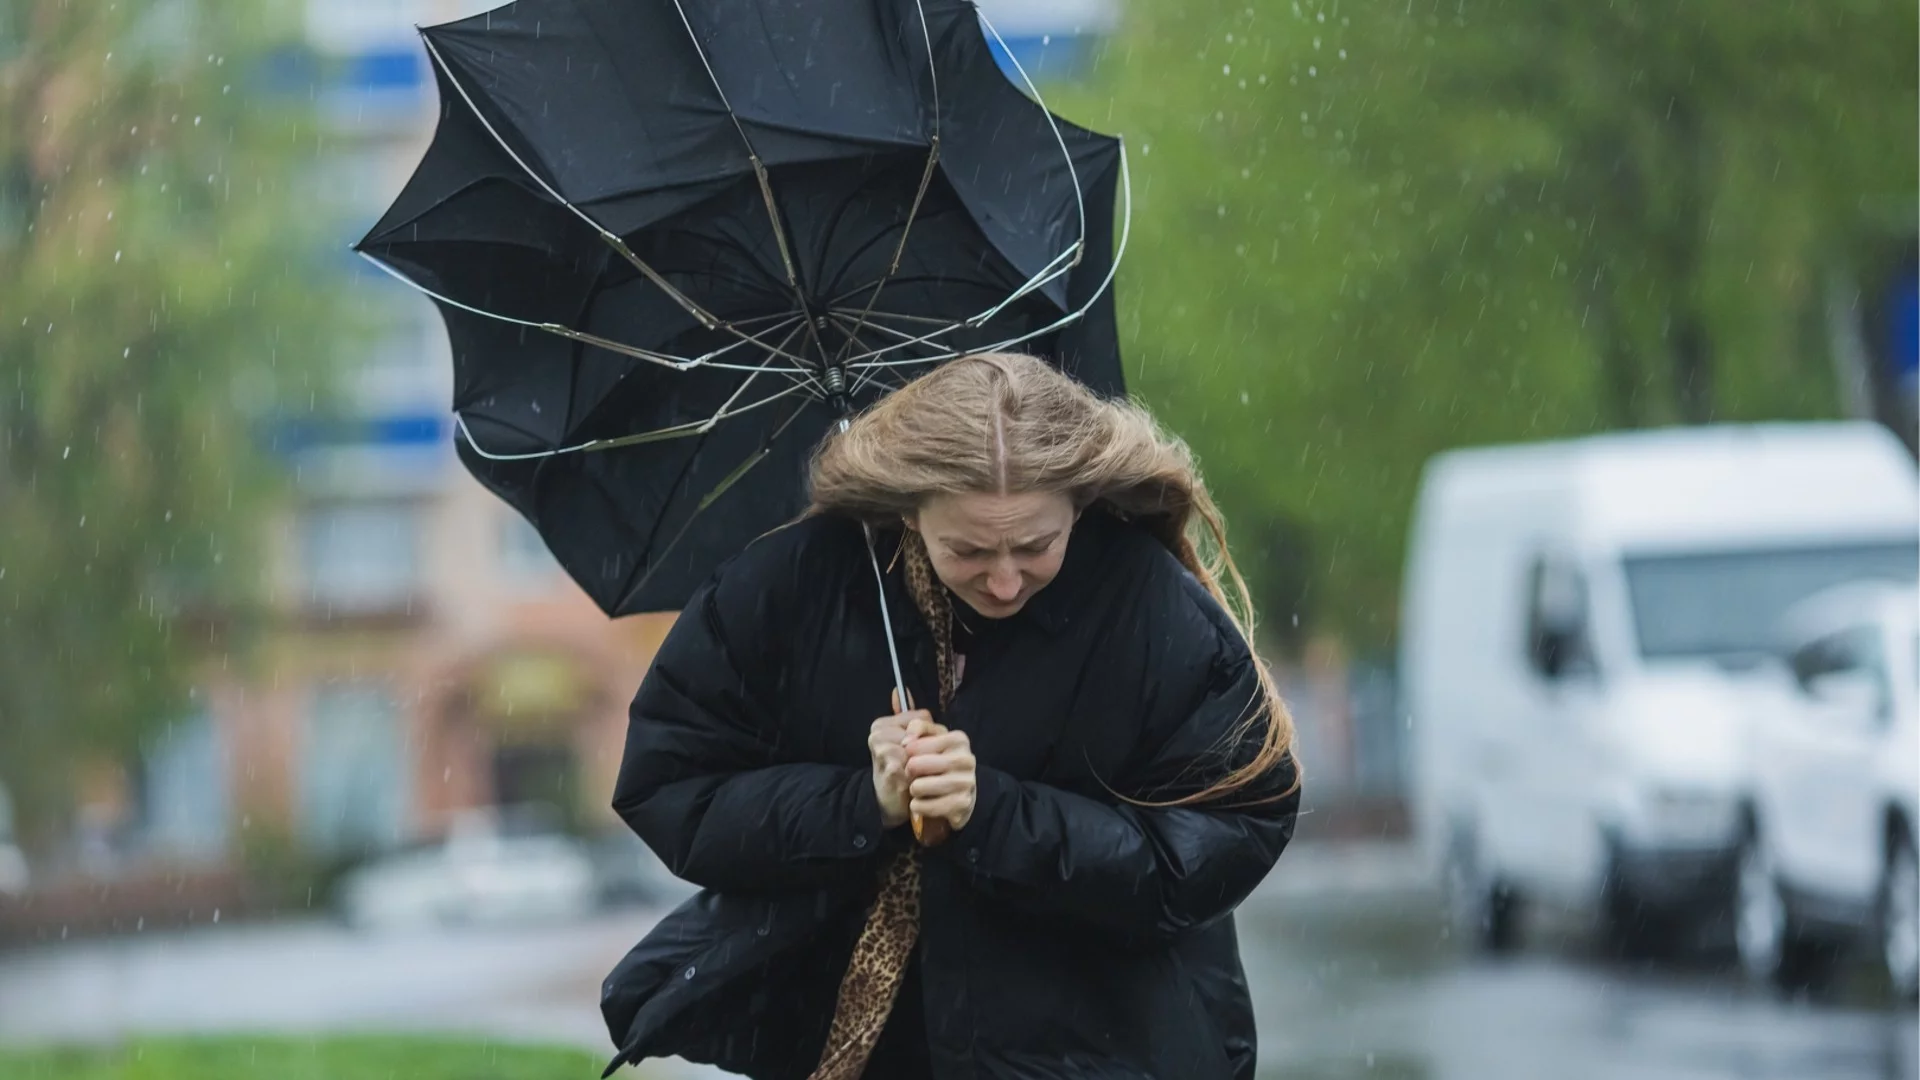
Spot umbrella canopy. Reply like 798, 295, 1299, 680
355, 0, 1128, 615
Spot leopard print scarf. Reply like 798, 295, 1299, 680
806, 531, 954, 1080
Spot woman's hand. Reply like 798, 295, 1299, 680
905, 721, 976, 833
869, 704, 928, 830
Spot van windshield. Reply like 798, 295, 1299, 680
1624, 542, 1918, 661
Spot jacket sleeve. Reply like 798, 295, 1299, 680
931, 641, 1299, 944
611, 539, 888, 895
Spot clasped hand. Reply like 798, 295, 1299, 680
868, 693, 976, 834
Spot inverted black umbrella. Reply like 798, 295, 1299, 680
354, 0, 1129, 615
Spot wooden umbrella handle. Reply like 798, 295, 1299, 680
892, 688, 952, 847
913, 814, 952, 847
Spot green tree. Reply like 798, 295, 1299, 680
0, 1, 345, 845
1062, 0, 1916, 646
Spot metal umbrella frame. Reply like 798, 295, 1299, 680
356, 2, 1132, 466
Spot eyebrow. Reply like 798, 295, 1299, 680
941, 531, 1061, 551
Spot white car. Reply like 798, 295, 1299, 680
1738, 583, 1918, 997
338, 807, 598, 931
1401, 422, 1918, 958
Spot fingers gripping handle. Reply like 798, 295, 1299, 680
890, 688, 952, 848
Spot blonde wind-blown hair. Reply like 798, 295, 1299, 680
808, 352, 1297, 806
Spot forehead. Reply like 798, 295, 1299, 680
922, 491, 1073, 540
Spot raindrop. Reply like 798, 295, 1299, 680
62, 446, 70, 459
114, 251, 122, 263
1308, 65, 1318, 77
1258, 74, 1268, 84
1222, 64, 1231, 75
193, 116, 201, 126
1239, 390, 1250, 404
1338, 49, 1348, 59
1312, 36, 1321, 50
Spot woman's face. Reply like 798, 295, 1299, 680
910, 491, 1077, 619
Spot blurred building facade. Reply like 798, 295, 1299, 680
121, 0, 670, 877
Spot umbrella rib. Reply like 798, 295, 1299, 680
417, 33, 823, 375
826, 10, 1109, 373
822, 0, 944, 369
418, 34, 724, 328
830, 139, 942, 367
827, 307, 955, 328
662, 0, 835, 367
456, 379, 814, 462
842, 144, 1135, 370
973, 9, 1088, 279
833, 315, 941, 397
614, 396, 816, 613
357, 252, 814, 375
462, 322, 817, 463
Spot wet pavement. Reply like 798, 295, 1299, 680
0, 845, 1912, 1079
1239, 887, 1917, 1080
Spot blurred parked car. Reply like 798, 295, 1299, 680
1738, 582, 1918, 997
0, 784, 26, 897
1402, 422, 1918, 959
585, 826, 696, 908
337, 804, 596, 931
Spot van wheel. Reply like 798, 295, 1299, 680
1880, 833, 1919, 1002
1735, 831, 1835, 993
1599, 859, 1680, 962
1447, 835, 1521, 954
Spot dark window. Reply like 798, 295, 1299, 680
1623, 542, 1916, 661
1525, 555, 1595, 679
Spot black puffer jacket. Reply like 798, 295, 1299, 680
602, 509, 1299, 1079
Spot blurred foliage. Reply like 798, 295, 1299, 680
0, 1037, 607, 1080
0, 1, 349, 844
1057, 0, 1917, 646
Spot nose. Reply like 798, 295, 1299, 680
985, 560, 1022, 602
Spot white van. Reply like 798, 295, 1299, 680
1400, 422, 1918, 956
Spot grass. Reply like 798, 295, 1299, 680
0, 1036, 615, 1079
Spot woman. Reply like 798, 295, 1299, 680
602, 353, 1300, 1080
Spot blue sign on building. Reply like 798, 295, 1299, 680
1889, 257, 1918, 393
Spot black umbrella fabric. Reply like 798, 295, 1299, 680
355, 0, 1128, 615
